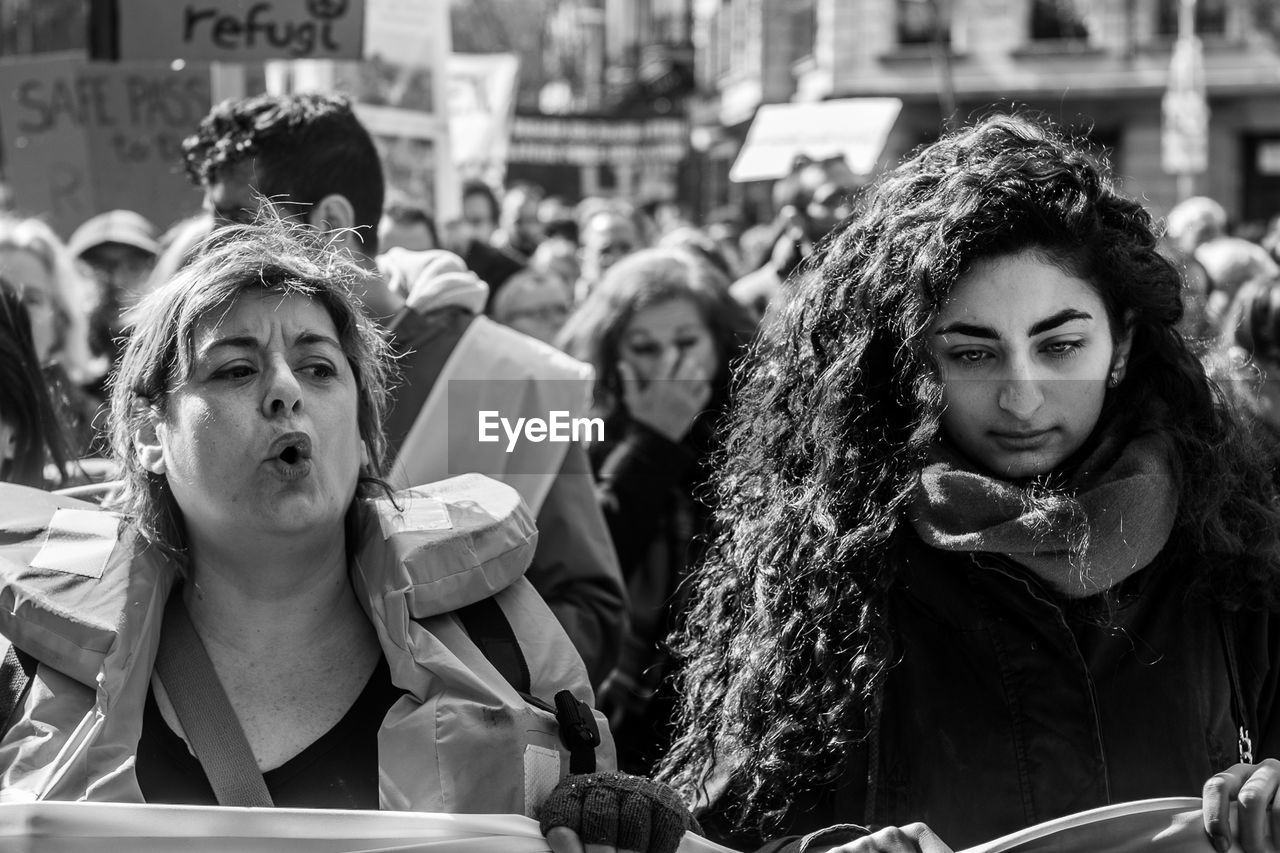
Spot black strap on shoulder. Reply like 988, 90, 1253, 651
451, 598, 599, 774
1218, 609, 1255, 764
0, 642, 37, 735
454, 597, 532, 695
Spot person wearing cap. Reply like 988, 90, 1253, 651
67, 209, 160, 377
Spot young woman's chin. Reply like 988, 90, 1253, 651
960, 440, 1075, 482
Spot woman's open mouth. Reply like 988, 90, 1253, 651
266, 433, 313, 479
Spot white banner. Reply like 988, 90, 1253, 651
0, 802, 741, 853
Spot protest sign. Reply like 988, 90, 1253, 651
0, 54, 210, 237
102, 0, 366, 62
448, 52, 518, 186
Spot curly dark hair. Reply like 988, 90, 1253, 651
183, 92, 384, 256
656, 114, 1280, 832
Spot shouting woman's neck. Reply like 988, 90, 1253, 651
181, 524, 368, 660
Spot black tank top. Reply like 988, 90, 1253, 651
136, 655, 402, 809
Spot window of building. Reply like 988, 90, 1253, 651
898, 0, 949, 46
1155, 0, 1229, 37
1030, 0, 1090, 41
790, 0, 818, 63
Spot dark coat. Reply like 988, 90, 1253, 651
705, 532, 1280, 853
591, 419, 716, 775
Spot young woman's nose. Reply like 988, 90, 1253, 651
261, 357, 303, 417
996, 355, 1045, 420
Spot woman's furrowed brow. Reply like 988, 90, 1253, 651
933, 321, 998, 339
1026, 309, 1093, 336
199, 334, 260, 356
934, 309, 1093, 339
294, 331, 343, 350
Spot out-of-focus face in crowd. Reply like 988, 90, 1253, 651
491, 269, 572, 346
619, 295, 719, 387
578, 212, 641, 300
0, 245, 57, 363
462, 188, 499, 246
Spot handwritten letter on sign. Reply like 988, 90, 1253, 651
113, 0, 366, 62
0, 56, 211, 237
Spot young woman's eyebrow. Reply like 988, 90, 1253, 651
934, 321, 997, 339
1027, 309, 1092, 336
934, 309, 1093, 339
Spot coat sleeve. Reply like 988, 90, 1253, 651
524, 440, 628, 689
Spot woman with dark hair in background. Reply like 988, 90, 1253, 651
0, 277, 74, 488
558, 247, 755, 777
659, 114, 1280, 853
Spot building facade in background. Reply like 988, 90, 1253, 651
693, 0, 1280, 229
505, 0, 696, 204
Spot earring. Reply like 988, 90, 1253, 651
1107, 370, 1121, 388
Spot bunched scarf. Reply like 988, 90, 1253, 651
909, 428, 1180, 597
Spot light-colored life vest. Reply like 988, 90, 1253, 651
0, 474, 615, 812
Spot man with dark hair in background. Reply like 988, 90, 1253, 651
183, 93, 626, 686
491, 182, 545, 266
458, 178, 523, 290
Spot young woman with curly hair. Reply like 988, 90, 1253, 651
657, 114, 1280, 853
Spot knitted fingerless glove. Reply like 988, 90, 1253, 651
539, 772, 697, 853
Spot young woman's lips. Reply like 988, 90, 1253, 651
990, 429, 1055, 451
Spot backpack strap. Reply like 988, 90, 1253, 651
450, 598, 600, 774
155, 589, 275, 807
454, 597, 532, 695
0, 642, 37, 736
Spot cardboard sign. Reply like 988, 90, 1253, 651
112, 0, 365, 62
0, 55, 211, 237
448, 53, 518, 183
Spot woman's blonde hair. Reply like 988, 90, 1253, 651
0, 215, 99, 383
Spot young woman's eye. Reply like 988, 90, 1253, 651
675, 337, 704, 350
627, 343, 660, 357
305, 362, 338, 379
1043, 340, 1084, 359
953, 349, 991, 366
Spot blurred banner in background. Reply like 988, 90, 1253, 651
0, 53, 210, 236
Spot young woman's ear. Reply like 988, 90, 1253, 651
1109, 313, 1137, 387
134, 408, 167, 475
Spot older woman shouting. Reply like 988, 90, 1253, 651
0, 223, 693, 853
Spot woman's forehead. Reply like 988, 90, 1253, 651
189, 289, 341, 349
935, 251, 1103, 331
